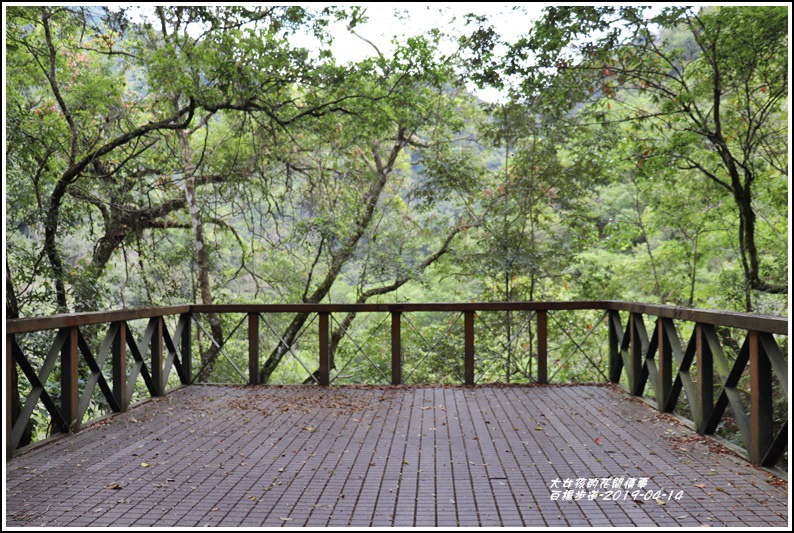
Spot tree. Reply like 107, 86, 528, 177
249, 32, 480, 382
6, 6, 198, 313
504, 6, 788, 310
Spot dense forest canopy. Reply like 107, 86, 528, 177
5, 6, 789, 380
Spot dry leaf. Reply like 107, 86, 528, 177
694, 483, 706, 488
106, 483, 123, 490
140, 462, 150, 468
655, 498, 666, 505
280, 518, 292, 522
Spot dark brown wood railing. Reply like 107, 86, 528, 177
6, 301, 787, 466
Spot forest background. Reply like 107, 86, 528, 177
4, 5, 789, 390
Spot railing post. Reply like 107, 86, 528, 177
629, 313, 646, 396
112, 322, 128, 411
151, 317, 164, 396
537, 310, 547, 384
391, 312, 402, 385
627, 313, 635, 393
657, 318, 672, 411
608, 310, 623, 383
464, 311, 475, 385
318, 312, 330, 386
695, 323, 713, 433
248, 313, 259, 385
749, 330, 772, 465
6, 333, 13, 460
61, 327, 79, 432
181, 313, 192, 383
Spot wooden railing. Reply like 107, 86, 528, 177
6, 301, 788, 466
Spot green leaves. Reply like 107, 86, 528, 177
497, 5, 788, 307
6, 5, 786, 321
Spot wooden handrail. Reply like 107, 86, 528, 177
6, 301, 788, 464
6, 305, 191, 334
6, 301, 787, 334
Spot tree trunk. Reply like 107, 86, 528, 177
259, 133, 406, 383
300, 225, 468, 384
629, 175, 666, 304
687, 232, 698, 307
179, 130, 224, 380
43, 179, 70, 312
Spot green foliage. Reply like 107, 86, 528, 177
502, 5, 788, 310
6, 6, 787, 394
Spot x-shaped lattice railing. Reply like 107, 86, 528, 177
609, 310, 787, 466
548, 311, 609, 382
7, 303, 786, 466
403, 312, 464, 383
329, 313, 391, 384
473, 311, 536, 383
9, 314, 191, 455
259, 313, 320, 384
191, 313, 249, 383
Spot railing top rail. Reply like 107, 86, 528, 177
604, 301, 788, 335
5, 301, 788, 335
5, 305, 192, 334
190, 301, 611, 314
